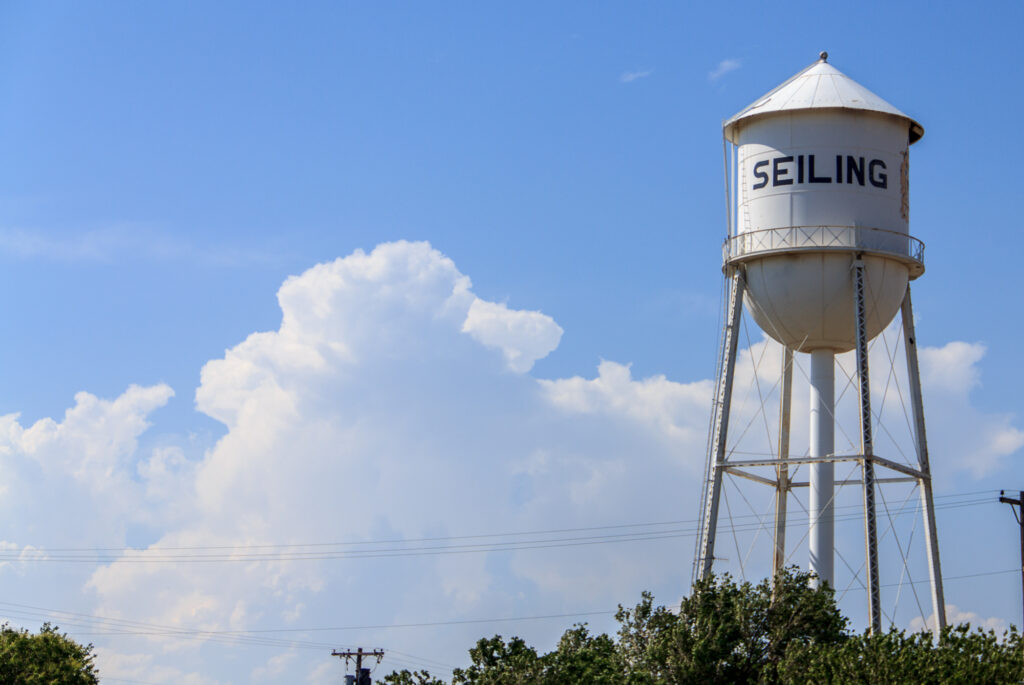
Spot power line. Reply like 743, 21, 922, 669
22, 489, 995, 555
9, 565, 1019, 645
0, 597, 455, 678
146, 610, 618, 635
0, 492, 994, 565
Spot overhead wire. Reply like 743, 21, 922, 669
0, 491, 994, 564
1, 566, 1017, 655
0, 598, 457, 677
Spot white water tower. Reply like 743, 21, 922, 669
693, 53, 945, 634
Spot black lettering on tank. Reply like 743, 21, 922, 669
869, 159, 887, 188
846, 156, 865, 185
772, 156, 794, 186
752, 160, 769, 190
808, 155, 831, 183
751, 153, 890, 190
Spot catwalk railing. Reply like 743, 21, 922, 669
723, 226, 925, 277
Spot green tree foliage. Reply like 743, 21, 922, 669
779, 624, 1024, 685
383, 669, 448, 685
383, 567, 1024, 685
540, 624, 619, 684
0, 623, 99, 684
450, 635, 542, 683
446, 625, 620, 685
615, 569, 846, 684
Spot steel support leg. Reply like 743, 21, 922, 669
695, 268, 746, 582
853, 258, 882, 635
773, 346, 793, 578
901, 289, 947, 632
809, 349, 835, 588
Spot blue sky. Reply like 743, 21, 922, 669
0, 2, 1022, 683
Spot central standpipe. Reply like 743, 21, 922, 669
808, 349, 835, 587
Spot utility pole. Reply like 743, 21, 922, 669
999, 490, 1024, 627
332, 647, 384, 685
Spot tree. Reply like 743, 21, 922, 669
615, 569, 846, 684
779, 623, 1024, 685
383, 567, 1024, 684
539, 624, 620, 684
451, 635, 542, 684
383, 669, 448, 685
443, 625, 621, 685
0, 623, 99, 684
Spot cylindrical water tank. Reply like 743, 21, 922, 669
723, 54, 925, 352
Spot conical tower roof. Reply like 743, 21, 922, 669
723, 52, 923, 144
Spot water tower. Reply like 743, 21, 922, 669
693, 53, 945, 634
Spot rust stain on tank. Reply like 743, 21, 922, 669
900, 150, 909, 221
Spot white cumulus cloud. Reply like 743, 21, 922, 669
462, 298, 562, 372
910, 603, 1008, 634
0, 241, 1017, 682
82, 240, 709, 680
919, 341, 1024, 476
